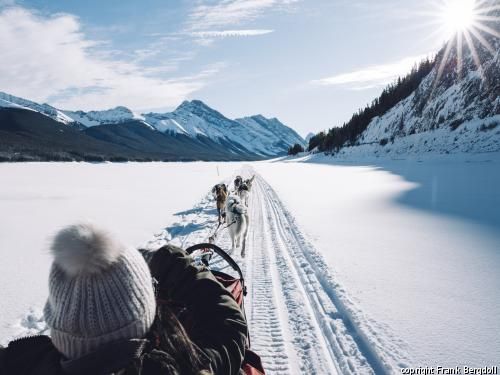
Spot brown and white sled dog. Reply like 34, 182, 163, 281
212, 183, 228, 224
225, 195, 249, 257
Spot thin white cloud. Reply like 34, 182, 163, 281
188, 0, 298, 30
191, 29, 274, 38
312, 55, 429, 89
0, 7, 219, 110
189, 28, 274, 46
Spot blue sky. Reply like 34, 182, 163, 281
0, 0, 453, 136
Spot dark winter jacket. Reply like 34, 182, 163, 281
0, 245, 248, 375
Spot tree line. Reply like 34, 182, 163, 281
308, 57, 435, 153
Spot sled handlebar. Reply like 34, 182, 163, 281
185, 243, 245, 282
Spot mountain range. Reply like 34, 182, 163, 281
0, 93, 305, 162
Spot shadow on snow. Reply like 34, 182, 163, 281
303, 156, 500, 232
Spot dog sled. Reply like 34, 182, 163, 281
186, 243, 266, 375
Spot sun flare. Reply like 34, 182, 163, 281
426, 0, 500, 84
442, 0, 477, 36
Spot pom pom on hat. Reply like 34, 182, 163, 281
50, 222, 124, 276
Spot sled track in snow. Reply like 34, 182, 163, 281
148, 168, 408, 374
243, 190, 295, 374
252, 175, 386, 374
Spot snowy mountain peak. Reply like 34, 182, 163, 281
63, 106, 144, 127
249, 114, 267, 122
176, 100, 231, 123
305, 132, 315, 143
0, 92, 75, 124
178, 99, 211, 111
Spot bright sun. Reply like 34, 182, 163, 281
442, 0, 477, 36
427, 0, 499, 83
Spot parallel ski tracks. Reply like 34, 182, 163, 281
253, 175, 382, 374
243, 189, 295, 374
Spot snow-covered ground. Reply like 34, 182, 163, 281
0, 162, 244, 341
253, 154, 500, 368
1, 159, 499, 373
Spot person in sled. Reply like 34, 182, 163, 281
0, 223, 247, 375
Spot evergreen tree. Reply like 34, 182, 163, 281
288, 143, 305, 155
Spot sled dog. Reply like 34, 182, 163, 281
212, 183, 228, 224
234, 175, 243, 192
238, 183, 250, 207
244, 175, 255, 191
225, 195, 249, 257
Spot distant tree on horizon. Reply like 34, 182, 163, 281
288, 143, 304, 155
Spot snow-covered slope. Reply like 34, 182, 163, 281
144, 101, 230, 139
64, 107, 145, 127
0, 92, 75, 124
235, 115, 306, 153
0, 98, 33, 110
332, 9, 500, 159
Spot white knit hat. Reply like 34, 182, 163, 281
43, 223, 156, 360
